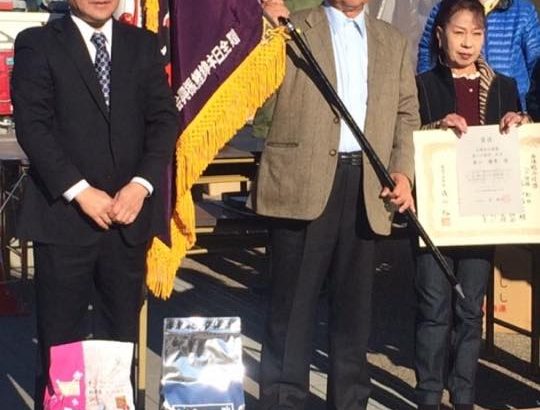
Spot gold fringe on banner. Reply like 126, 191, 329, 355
146, 25, 287, 299
144, 0, 160, 33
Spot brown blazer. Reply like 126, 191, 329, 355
252, 6, 419, 235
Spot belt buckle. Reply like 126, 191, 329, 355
338, 151, 361, 165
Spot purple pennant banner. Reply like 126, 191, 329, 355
169, 0, 263, 131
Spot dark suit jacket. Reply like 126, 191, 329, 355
527, 60, 540, 121
11, 15, 178, 246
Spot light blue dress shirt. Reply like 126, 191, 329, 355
324, 3, 368, 153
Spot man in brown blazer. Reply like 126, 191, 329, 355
254, 0, 419, 409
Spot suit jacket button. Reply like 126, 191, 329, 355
329, 149, 337, 156
333, 117, 340, 124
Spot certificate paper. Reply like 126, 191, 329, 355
456, 125, 523, 216
414, 123, 540, 247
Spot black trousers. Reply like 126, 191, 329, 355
259, 161, 376, 410
33, 228, 147, 410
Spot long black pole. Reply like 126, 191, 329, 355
278, 17, 465, 299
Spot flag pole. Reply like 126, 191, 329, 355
278, 16, 465, 299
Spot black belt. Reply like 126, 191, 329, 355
338, 151, 362, 166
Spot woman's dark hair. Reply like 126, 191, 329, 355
431, 0, 486, 61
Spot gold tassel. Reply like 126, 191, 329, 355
144, 0, 160, 33
145, 26, 287, 299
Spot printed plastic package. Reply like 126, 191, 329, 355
44, 340, 134, 410
161, 317, 245, 410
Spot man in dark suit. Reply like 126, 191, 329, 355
11, 0, 178, 406
256, 0, 418, 409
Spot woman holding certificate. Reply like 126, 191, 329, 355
414, 1, 529, 409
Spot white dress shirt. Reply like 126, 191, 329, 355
324, 3, 368, 153
64, 15, 153, 201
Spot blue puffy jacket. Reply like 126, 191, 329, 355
417, 0, 540, 110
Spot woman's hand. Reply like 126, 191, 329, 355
500, 112, 528, 134
440, 113, 468, 136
